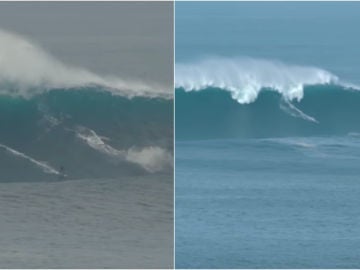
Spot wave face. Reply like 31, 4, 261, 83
176, 57, 360, 140
0, 29, 173, 182
0, 87, 173, 182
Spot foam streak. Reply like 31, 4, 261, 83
75, 126, 172, 173
0, 143, 60, 175
280, 99, 319, 123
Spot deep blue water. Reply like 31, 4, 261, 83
175, 2, 360, 268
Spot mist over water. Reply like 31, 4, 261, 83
0, 2, 173, 88
0, 29, 170, 98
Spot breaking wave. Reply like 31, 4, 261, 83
176, 57, 358, 104
175, 57, 360, 140
0, 86, 172, 182
0, 29, 173, 182
0, 29, 170, 98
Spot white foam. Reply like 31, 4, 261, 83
126, 146, 173, 173
175, 56, 355, 104
76, 127, 122, 157
0, 143, 60, 175
0, 29, 169, 98
75, 126, 172, 173
280, 99, 319, 123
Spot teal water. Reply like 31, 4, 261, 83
175, 2, 360, 268
0, 87, 173, 181
176, 85, 360, 140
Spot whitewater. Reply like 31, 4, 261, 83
74, 126, 172, 173
176, 57, 359, 104
175, 57, 360, 139
0, 29, 170, 98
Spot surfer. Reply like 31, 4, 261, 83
58, 165, 66, 180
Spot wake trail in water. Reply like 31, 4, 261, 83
280, 99, 319, 123
0, 143, 60, 175
74, 126, 173, 173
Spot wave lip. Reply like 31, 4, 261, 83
0, 29, 170, 99
175, 57, 346, 104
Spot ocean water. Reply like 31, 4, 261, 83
175, 2, 360, 268
0, 175, 173, 268
0, 26, 173, 268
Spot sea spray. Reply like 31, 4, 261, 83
0, 29, 170, 98
175, 57, 355, 103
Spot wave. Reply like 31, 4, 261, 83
175, 57, 358, 103
0, 88, 173, 181
176, 84, 360, 140
0, 29, 170, 98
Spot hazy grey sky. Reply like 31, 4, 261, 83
0, 2, 173, 89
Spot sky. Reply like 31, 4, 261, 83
0, 2, 173, 90
175, 1, 360, 83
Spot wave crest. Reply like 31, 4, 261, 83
0, 29, 169, 98
175, 57, 351, 103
